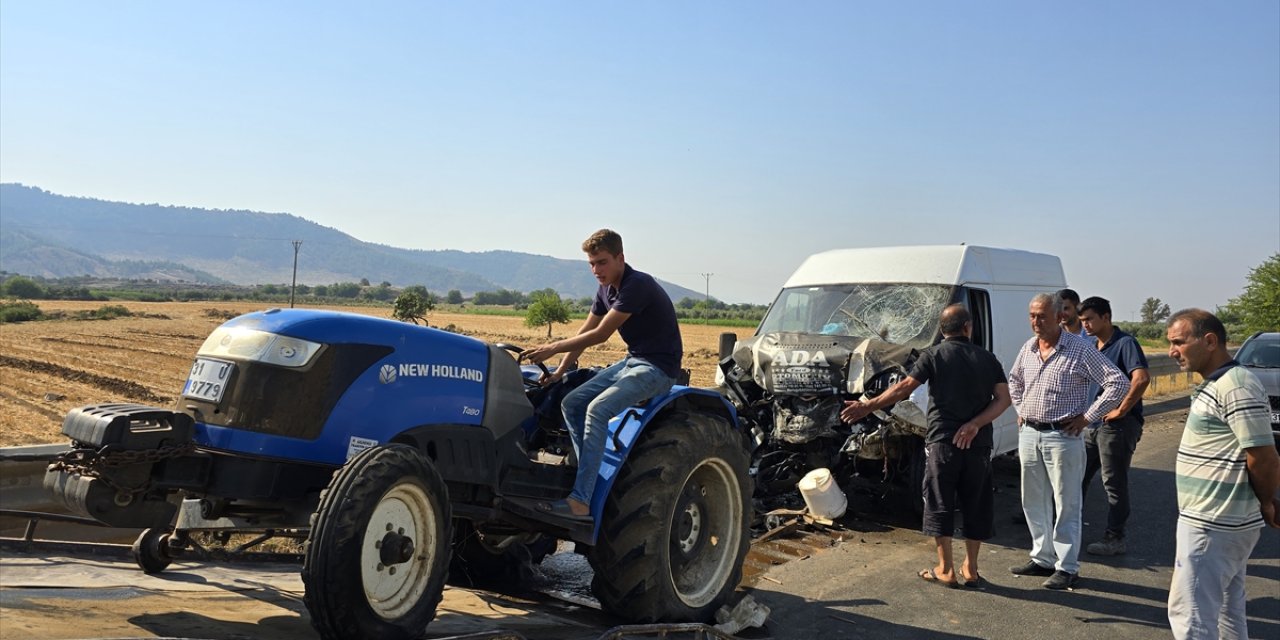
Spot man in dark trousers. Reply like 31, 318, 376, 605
522, 229, 683, 524
1078, 296, 1150, 556
842, 304, 1011, 588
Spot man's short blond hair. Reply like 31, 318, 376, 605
582, 229, 623, 256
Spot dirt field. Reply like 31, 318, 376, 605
0, 301, 744, 446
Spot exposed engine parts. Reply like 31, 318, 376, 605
718, 331, 929, 513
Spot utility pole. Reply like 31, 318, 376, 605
290, 240, 302, 308
701, 272, 714, 302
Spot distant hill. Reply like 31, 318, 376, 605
0, 184, 703, 300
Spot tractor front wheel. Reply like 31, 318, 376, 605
302, 444, 452, 640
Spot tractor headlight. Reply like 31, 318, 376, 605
197, 327, 323, 368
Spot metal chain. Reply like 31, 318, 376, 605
49, 442, 196, 495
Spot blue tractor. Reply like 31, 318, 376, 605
44, 308, 752, 639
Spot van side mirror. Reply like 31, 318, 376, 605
718, 332, 738, 361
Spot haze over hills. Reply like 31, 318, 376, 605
0, 184, 703, 300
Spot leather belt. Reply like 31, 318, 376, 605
1023, 419, 1070, 431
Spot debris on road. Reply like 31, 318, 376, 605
714, 594, 771, 635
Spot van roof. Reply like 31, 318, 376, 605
782, 245, 1066, 289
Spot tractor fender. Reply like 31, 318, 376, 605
585, 386, 741, 541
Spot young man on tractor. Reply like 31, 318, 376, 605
522, 228, 683, 523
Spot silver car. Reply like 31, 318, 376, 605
1235, 331, 1280, 444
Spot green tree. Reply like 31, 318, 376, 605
1224, 253, 1280, 335
363, 282, 395, 301
2, 276, 44, 299
524, 289, 571, 337
1140, 297, 1171, 324
392, 290, 434, 325
330, 282, 361, 298
403, 285, 438, 308
474, 289, 521, 305
446, 289, 464, 305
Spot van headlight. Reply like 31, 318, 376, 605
196, 327, 323, 368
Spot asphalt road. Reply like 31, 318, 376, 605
2, 393, 1276, 639
743, 394, 1280, 640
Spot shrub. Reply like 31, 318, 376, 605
203, 308, 239, 320
0, 301, 43, 323
74, 305, 134, 320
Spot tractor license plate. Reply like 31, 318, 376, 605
182, 358, 234, 404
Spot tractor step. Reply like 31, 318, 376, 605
499, 496, 595, 541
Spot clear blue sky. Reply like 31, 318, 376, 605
2, 1, 1277, 319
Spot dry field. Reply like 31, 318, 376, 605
0, 301, 746, 446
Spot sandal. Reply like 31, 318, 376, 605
919, 568, 960, 589
536, 499, 592, 523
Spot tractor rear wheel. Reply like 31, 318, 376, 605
589, 411, 751, 622
303, 444, 451, 640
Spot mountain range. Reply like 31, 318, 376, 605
0, 184, 703, 300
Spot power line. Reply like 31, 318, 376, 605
701, 272, 714, 301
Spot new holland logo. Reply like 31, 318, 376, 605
377, 362, 485, 384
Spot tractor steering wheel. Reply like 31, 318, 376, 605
494, 343, 552, 385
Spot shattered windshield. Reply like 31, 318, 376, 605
757, 284, 955, 349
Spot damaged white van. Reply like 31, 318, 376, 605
717, 245, 1067, 511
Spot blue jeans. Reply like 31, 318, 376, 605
561, 357, 675, 507
1168, 518, 1261, 640
1019, 427, 1086, 574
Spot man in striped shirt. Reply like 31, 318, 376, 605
1166, 308, 1279, 640
1007, 293, 1129, 590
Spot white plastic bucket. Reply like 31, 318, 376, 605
797, 467, 847, 519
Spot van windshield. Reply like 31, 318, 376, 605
757, 283, 955, 350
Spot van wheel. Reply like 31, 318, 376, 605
303, 445, 452, 640
589, 411, 752, 622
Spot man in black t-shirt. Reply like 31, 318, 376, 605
523, 229, 682, 525
842, 304, 1011, 588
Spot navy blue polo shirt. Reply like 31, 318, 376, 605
591, 264, 683, 379
1096, 328, 1149, 423
908, 335, 1007, 447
